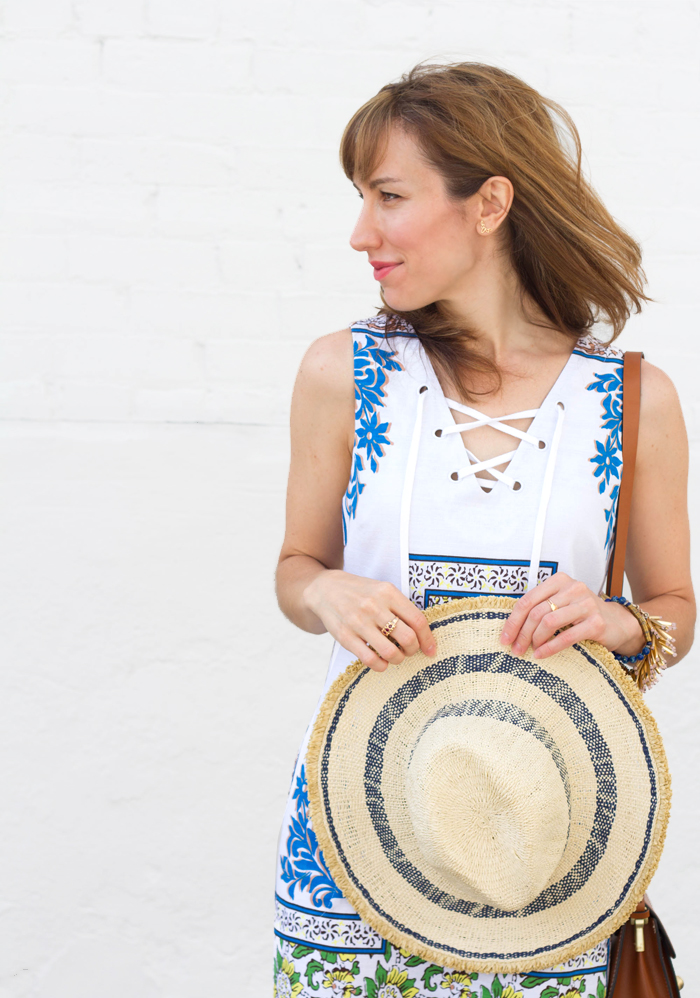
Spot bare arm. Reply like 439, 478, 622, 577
502, 359, 696, 666
275, 329, 354, 634
623, 359, 695, 662
275, 329, 436, 671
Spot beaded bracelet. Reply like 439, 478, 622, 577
603, 594, 677, 692
605, 595, 652, 663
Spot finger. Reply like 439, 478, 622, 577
341, 631, 390, 673
391, 599, 436, 656
532, 620, 592, 659
367, 627, 407, 666
500, 576, 565, 645
531, 602, 583, 651
361, 644, 391, 672
385, 618, 421, 657
509, 598, 554, 655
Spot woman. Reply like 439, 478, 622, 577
273, 62, 695, 998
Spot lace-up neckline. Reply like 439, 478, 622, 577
399, 343, 578, 598
436, 399, 547, 492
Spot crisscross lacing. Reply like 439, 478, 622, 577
438, 399, 545, 491
399, 387, 566, 597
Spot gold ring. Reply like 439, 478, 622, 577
548, 600, 558, 613
380, 616, 399, 638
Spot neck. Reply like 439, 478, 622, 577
438, 254, 566, 363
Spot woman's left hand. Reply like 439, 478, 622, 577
500, 572, 644, 659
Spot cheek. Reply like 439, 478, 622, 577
431, 210, 474, 265
397, 206, 473, 274
384, 207, 425, 253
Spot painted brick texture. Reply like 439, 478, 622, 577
0, 1, 698, 994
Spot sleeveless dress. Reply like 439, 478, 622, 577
273, 314, 625, 998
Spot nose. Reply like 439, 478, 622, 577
349, 202, 382, 254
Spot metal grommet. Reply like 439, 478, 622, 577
435, 429, 443, 437
419, 385, 428, 394
512, 481, 522, 491
450, 472, 459, 481
538, 440, 546, 449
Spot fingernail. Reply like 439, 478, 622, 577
500, 631, 510, 644
427, 643, 436, 656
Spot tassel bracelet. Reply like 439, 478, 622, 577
603, 594, 677, 692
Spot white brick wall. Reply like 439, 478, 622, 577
0, 1, 698, 993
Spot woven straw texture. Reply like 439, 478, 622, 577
306, 595, 671, 973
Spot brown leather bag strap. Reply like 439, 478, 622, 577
606, 351, 644, 597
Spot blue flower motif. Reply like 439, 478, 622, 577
590, 435, 622, 491
280, 764, 343, 909
357, 411, 391, 473
343, 329, 403, 527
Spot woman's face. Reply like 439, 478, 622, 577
350, 125, 488, 312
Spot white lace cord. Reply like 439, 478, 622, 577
526, 401, 566, 592
438, 404, 544, 491
463, 448, 509, 490
451, 449, 520, 488
442, 401, 542, 447
399, 385, 428, 598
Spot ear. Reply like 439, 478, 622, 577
477, 176, 514, 235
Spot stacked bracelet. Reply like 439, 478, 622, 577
603, 594, 677, 692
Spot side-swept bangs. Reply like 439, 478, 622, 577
340, 93, 394, 187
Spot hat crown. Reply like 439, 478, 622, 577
406, 712, 570, 911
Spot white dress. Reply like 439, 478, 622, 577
273, 313, 625, 998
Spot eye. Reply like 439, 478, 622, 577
380, 191, 399, 201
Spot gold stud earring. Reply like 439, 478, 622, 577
480, 220, 492, 234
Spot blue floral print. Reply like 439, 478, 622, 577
343, 332, 403, 531
354, 335, 403, 420
591, 435, 622, 491
280, 765, 343, 909
586, 366, 623, 549
356, 410, 392, 473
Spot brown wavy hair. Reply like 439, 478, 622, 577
340, 60, 650, 400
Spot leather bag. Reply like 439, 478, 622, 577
604, 352, 683, 997
607, 895, 683, 996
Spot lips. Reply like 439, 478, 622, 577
370, 261, 402, 281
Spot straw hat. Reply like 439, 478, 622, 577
306, 595, 670, 973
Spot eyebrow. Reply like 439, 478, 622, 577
352, 176, 404, 191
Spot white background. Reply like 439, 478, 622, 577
0, 0, 698, 994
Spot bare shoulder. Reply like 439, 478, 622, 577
640, 359, 684, 422
638, 359, 688, 458
290, 329, 355, 453
295, 328, 354, 403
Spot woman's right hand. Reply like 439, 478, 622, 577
303, 569, 437, 672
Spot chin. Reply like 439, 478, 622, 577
381, 286, 435, 313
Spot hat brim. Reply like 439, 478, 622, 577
306, 595, 671, 973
